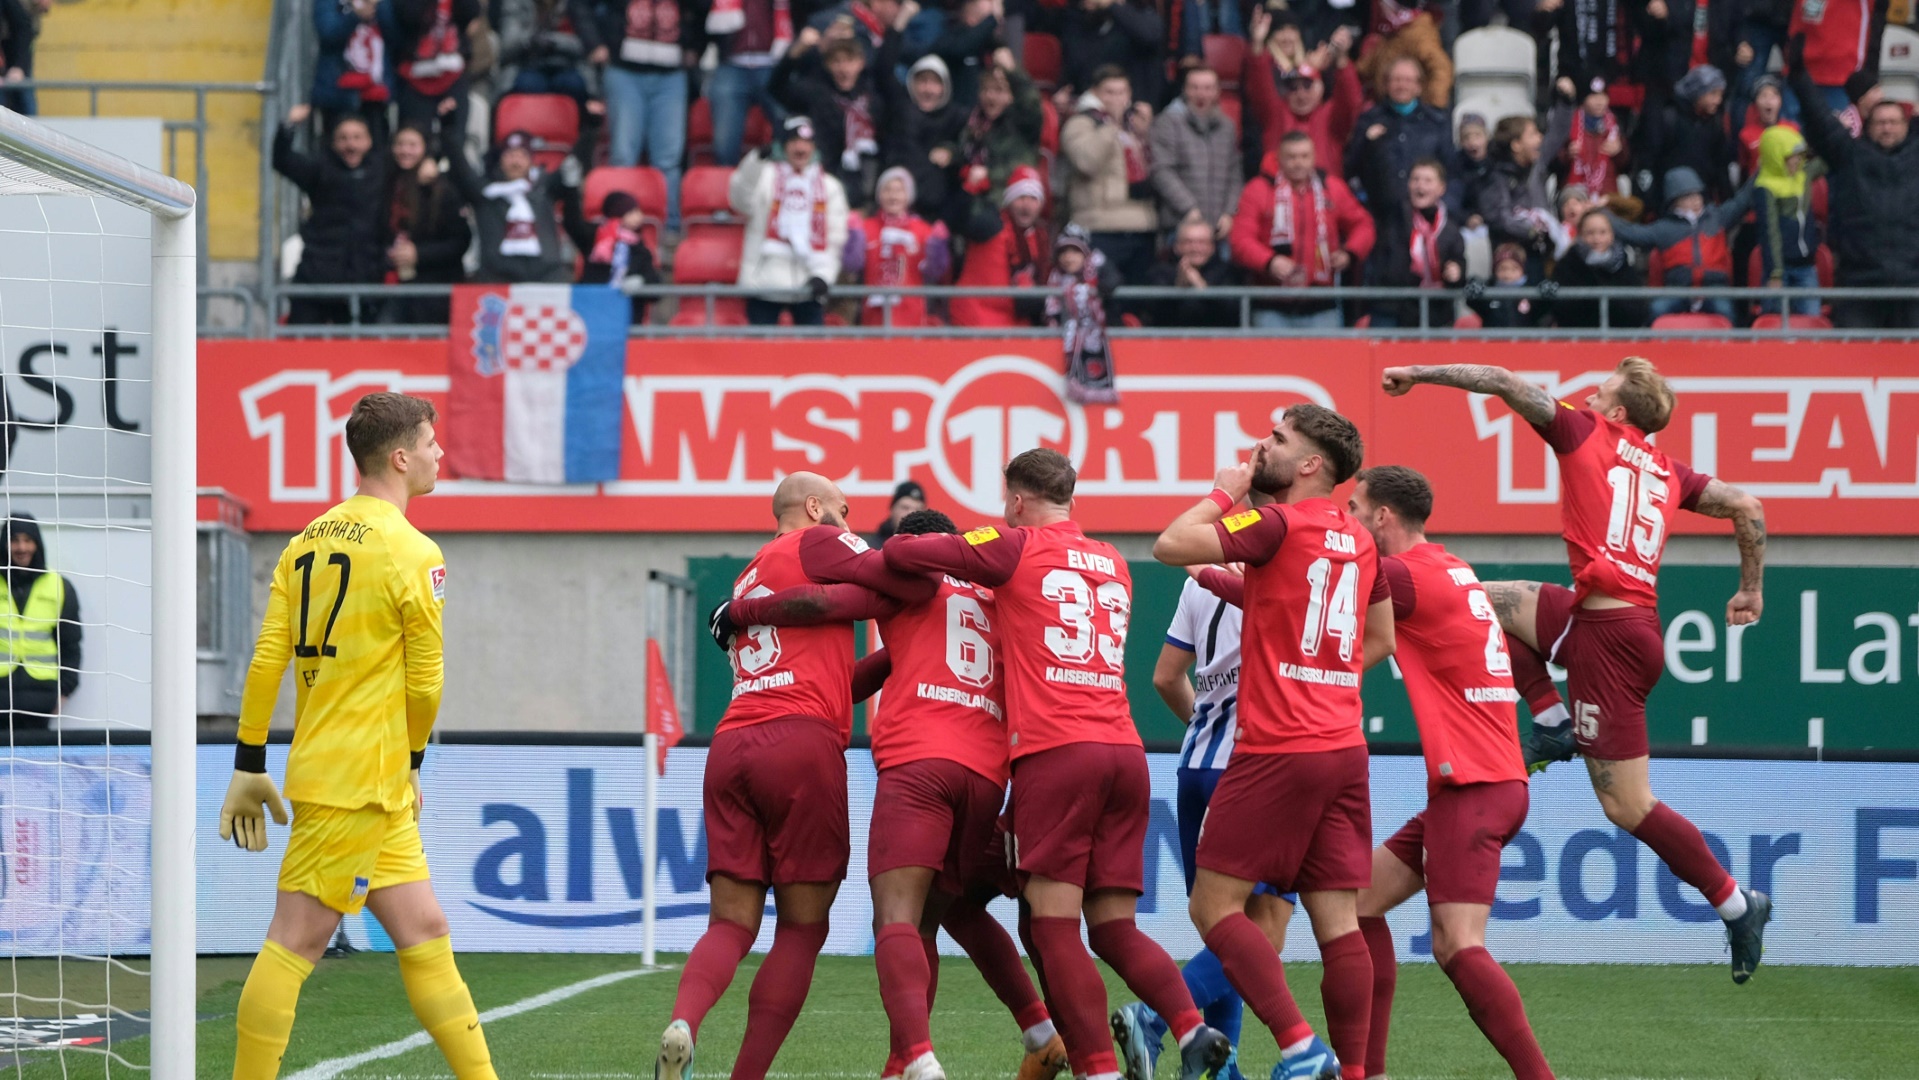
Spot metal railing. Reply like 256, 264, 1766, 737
18, 78, 274, 299
245, 281, 1919, 339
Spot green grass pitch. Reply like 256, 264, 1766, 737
5, 951, 1919, 1079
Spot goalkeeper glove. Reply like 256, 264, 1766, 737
219, 753, 288, 852
708, 600, 741, 652
410, 748, 426, 822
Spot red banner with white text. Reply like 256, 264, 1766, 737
200, 338, 1919, 535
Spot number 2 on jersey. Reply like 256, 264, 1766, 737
1466, 589, 1513, 676
1300, 557, 1359, 661
293, 551, 352, 658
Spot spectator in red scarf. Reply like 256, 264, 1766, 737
1047, 225, 1122, 403
1242, 7, 1361, 173
951, 164, 1049, 326
382, 124, 470, 325
773, 26, 892, 207
1231, 130, 1375, 329
567, 190, 663, 322
1562, 77, 1627, 199
1360, 154, 1463, 327
731, 115, 852, 324
844, 166, 951, 325
313, 0, 394, 149
1060, 65, 1158, 292
389, 0, 481, 153
951, 48, 1043, 214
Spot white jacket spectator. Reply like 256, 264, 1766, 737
730, 116, 852, 325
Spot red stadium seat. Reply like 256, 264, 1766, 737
688, 100, 772, 165
1040, 97, 1060, 154
1810, 175, 1828, 226
1203, 34, 1246, 89
1453, 309, 1483, 329
1650, 312, 1733, 330
668, 297, 750, 325
673, 227, 743, 285
1751, 312, 1832, 329
1816, 243, 1834, 288
583, 166, 667, 223
1646, 247, 1664, 282
495, 94, 579, 171
1218, 93, 1242, 130
681, 165, 737, 221
1025, 33, 1063, 89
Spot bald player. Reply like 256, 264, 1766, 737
661, 473, 924, 1080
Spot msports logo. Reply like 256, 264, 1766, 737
203, 341, 1919, 535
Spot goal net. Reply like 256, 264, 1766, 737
0, 108, 196, 1079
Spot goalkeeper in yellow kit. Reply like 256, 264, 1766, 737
220, 392, 496, 1080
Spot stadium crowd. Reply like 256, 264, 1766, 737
273, 0, 1919, 329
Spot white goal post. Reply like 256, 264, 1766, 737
0, 107, 197, 1079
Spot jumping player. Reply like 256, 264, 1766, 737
662, 472, 911, 1080
882, 450, 1232, 1080
1111, 568, 1298, 1080
1380, 357, 1773, 982
1344, 466, 1551, 1080
1154, 405, 1393, 1080
220, 392, 498, 1080
714, 508, 1069, 1080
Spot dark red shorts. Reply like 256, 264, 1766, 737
869, 757, 1010, 898
704, 716, 850, 886
1006, 742, 1149, 894
1383, 780, 1530, 905
1197, 745, 1371, 893
1535, 584, 1664, 761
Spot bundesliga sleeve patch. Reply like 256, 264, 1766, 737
429, 565, 447, 603
1221, 510, 1262, 534
963, 526, 1001, 546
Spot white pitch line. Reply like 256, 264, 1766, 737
283, 965, 675, 1080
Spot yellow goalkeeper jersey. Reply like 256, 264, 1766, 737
239, 494, 446, 812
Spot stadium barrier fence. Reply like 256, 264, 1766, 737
5, 740, 1916, 966
238, 282, 1919, 339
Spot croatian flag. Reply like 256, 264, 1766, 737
446, 283, 628, 484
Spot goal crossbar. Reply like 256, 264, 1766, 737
0, 104, 198, 1080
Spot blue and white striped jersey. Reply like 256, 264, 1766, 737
1164, 577, 1242, 770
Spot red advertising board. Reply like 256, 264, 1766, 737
200, 338, 1919, 535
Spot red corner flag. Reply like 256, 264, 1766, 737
646, 638, 685, 775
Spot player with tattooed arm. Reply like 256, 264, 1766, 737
1379, 357, 1773, 983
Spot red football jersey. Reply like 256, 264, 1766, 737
1216, 498, 1387, 755
871, 575, 1010, 784
720, 528, 857, 743
883, 519, 1140, 759
1536, 406, 1710, 607
1381, 544, 1528, 793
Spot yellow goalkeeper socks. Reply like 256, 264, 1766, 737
397, 935, 498, 1080
233, 940, 313, 1080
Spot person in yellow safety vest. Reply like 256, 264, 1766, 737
3, 513, 81, 728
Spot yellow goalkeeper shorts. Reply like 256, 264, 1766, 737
279, 802, 431, 914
